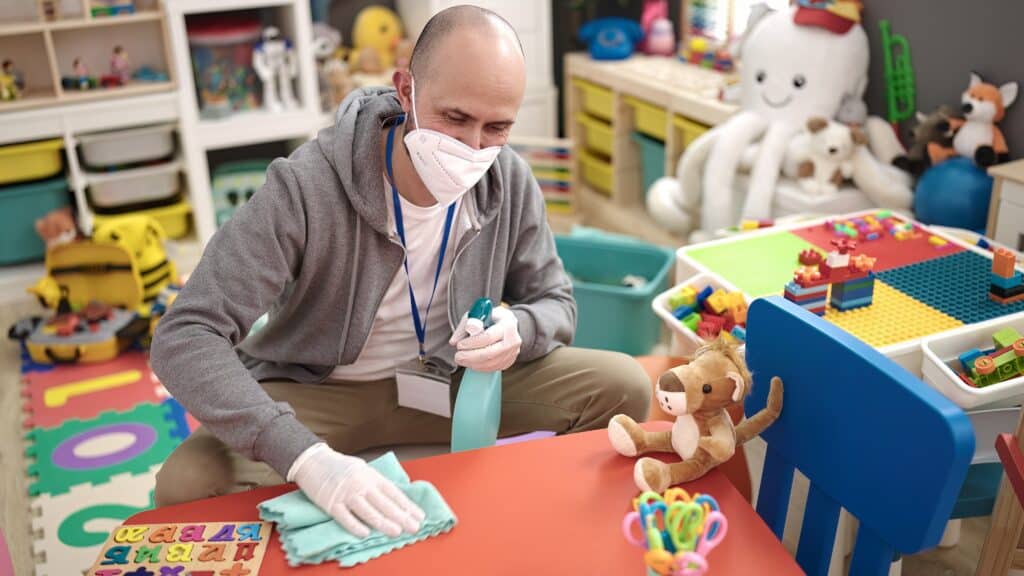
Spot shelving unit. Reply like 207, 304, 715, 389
0, 2, 175, 112
165, 0, 328, 245
563, 52, 737, 248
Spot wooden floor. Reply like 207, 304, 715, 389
0, 295, 999, 575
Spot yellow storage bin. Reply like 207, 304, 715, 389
580, 150, 613, 196
674, 115, 711, 149
625, 97, 668, 141
572, 79, 614, 121
0, 139, 64, 185
93, 201, 192, 239
576, 112, 614, 157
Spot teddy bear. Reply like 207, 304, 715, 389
891, 106, 955, 176
608, 337, 784, 493
784, 117, 867, 196
34, 207, 78, 248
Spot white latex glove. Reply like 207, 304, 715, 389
287, 443, 425, 538
449, 306, 522, 372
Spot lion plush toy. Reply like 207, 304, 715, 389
609, 337, 784, 492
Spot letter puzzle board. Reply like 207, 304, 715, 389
676, 210, 1024, 349
85, 521, 272, 575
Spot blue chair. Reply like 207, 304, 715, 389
745, 297, 975, 576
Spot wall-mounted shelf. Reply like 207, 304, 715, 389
197, 108, 323, 150
0, 10, 164, 36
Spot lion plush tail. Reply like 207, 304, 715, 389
734, 376, 784, 446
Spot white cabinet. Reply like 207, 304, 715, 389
396, 0, 556, 137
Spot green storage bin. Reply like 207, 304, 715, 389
632, 132, 665, 200
0, 177, 69, 265
556, 234, 673, 355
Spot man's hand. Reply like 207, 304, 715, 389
449, 306, 521, 372
288, 443, 425, 538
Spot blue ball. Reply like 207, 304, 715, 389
914, 157, 993, 232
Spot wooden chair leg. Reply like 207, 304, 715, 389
978, 413, 1024, 575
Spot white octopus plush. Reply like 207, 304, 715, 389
647, 4, 912, 239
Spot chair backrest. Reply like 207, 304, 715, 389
745, 297, 974, 576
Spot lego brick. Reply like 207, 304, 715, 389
730, 326, 746, 341
705, 289, 730, 314
990, 283, 1024, 299
878, 251, 1024, 324
699, 312, 726, 330
991, 292, 1024, 305
667, 286, 698, 310
831, 287, 875, 302
784, 281, 829, 298
683, 312, 701, 332
993, 248, 1018, 278
730, 303, 748, 325
824, 281, 962, 348
830, 295, 874, 311
990, 271, 1024, 290
672, 304, 695, 320
959, 349, 985, 373
993, 327, 1024, 350
696, 285, 714, 307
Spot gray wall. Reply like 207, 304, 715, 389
861, 0, 1022, 157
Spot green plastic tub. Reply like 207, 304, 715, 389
632, 131, 665, 199
0, 177, 70, 265
556, 234, 673, 355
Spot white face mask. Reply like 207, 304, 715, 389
403, 76, 502, 207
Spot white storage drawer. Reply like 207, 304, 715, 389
77, 123, 176, 169
86, 159, 182, 209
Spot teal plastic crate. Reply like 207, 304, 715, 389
0, 177, 69, 265
632, 131, 665, 199
556, 234, 673, 355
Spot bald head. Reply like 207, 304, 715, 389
409, 5, 524, 81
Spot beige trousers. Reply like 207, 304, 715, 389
154, 347, 651, 506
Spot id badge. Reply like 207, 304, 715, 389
396, 360, 452, 418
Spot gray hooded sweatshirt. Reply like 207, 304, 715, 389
150, 88, 576, 478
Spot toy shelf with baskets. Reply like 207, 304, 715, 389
0, 1, 175, 112
563, 53, 736, 248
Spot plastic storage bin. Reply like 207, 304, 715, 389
921, 313, 1024, 409
77, 124, 176, 169
0, 139, 63, 186
653, 273, 750, 356
576, 112, 613, 157
580, 150, 613, 196
572, 79, 613, 121
555, 234, 673, 355
632, 132, 665, 199
0, 178, 69, 265
674, 115, 710, 150
625, 97, 668, 141
211, 159, 270, 227
187, 14, 262, 119
86, 159, 181, 209
93, 200, 192, 239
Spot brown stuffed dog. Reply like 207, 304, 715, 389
609, 337, 783, 492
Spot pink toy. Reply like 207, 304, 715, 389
110, 45, 130, 83
646, 18, 676, 56
640, 0, 669, 52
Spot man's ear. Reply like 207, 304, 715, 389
727, 371, 746, 402
392, 69, 413, 113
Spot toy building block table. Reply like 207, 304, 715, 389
124, 424, 802, 575
669, 210, 1024, 410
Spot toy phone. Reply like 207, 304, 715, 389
578, 17, 645, 61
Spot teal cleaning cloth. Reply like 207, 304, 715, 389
258, 452, 457, 567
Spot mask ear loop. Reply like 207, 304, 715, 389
408, 74, 420, 130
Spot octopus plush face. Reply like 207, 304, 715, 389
656, 348, 749, 417
738, 6, 869, 125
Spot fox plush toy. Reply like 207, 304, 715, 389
608, 337, 784, 493
929, 73, 1018, 168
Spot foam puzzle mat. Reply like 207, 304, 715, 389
679, 211, 1024, 349
17, 345, 199, 575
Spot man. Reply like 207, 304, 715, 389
151, 5, 650, 540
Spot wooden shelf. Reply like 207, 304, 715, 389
169, 0, 297, 15
576, 184, 685, 248
0, 11, 162, 37
196, 108, 321, 150
58, 80, 175, 104
0, 87, 59, 112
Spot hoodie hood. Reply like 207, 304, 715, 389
316, 86, 506, 236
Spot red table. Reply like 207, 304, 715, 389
127, 423, 802, 575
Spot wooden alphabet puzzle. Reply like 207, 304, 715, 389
86, 521, 272, 576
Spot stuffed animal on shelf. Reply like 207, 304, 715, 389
608, 337, 784, 493
348, 5, 403, 71
891, 105, 955, 176
34, 207, 77, 248
929, 73, 1018, 168
785, 117, 867, 196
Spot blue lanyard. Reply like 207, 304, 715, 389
386, 124, 456, 359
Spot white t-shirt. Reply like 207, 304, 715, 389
329, 175, 463, 381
